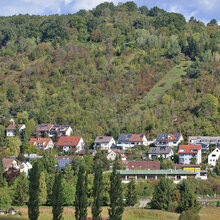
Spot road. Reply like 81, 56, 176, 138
139, 199, 151, 208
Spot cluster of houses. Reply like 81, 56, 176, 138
2, 121, 220, 182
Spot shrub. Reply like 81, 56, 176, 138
178, 210, 200, 220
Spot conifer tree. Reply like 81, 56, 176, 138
39, 171, 47, 205
150, 177, 175, 210
92, 157, 103, 220
28, 162, 41, 220
75, 165, 88, 220
125, 179, 137, 206
0, 156, 4, 187
13, 172, 29, 205
177, 180, 200, 213
52, 171, 64, 220
108, 162, 124, 220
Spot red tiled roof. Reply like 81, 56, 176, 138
57, 136, 82, 146
175, 164, 183, 169
129, 134, 145, 142
178, 145, 202, 154
126, 161, 160, 170
29, 138, 52, 148
6, 124, 24, 130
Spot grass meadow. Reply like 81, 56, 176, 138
0, 206, 220, 220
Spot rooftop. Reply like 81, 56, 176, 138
156, 133, 182, 142
178, 145, 202, 154
117, 169, 196, 175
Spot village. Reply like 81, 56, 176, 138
2, 119, 220, 185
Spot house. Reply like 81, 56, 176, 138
124, 161, 160, 170
175, 164, 207, 180
208, 147, 220, 166
29, 138, 54, 150
107, 150, 126, 161
118, 169, 196, 183
6, 123, 25, 136
93, 136, 116, 150
49, 125, 73, 137
37, 124, 73, 137
36, 124, 54, 137
0, 210, 6, 215
7, 208, 17, 215
76, 149, 95, 157
188, 136, 220, 151
56, 136, 85, 152
117, 133, 148, 149
178, 145, 202, 164
147, 146, 174, 159
188, 136, 220, 146
2, 158, 24, 172
155, 133, 183, 148
22, 162, 32, 176
55, 155, 75, 169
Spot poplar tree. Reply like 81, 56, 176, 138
108, 162, 124, 220
92, 157, 103, 220
39, 171, 47, 205
13, 172, 29, 205
28, 162, 41, 220
0, 156, 4, 187
125, 179, 137, 206
75, 165, 88, 220
52, 171, 64, 220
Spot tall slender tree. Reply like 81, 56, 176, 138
0, 156, 4, 187
28, 162, 41, 220
108, 162, 124, 220
125, 179, 137, 206
13, 172, 29, 206
39, 171, 47, 205
52, 171, 64, 220
75, 165, 88, 220
92, 156, 103, 220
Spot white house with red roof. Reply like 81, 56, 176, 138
56, 136, 85, 152
29, 138, 54, 150
208, 147, 220, 166
117, 133, 148, 150
93, 136, 115, 150
155, 133, 184, 148
178, 145, 202, 164
6, 123, 25, 136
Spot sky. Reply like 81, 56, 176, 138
0, 0, 219, 24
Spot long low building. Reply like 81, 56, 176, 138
118, 169, 196, 183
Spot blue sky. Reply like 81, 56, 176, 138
0, 0, 219, 24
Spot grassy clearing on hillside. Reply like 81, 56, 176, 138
143, 61, 190, 103
1, 206, 219, 220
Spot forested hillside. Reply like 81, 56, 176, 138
0, 1, 219, 144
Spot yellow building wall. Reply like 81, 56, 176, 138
183, 167, 201, 173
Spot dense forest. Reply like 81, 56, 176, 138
0, 1, 219, 145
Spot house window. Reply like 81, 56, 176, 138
212, 155, 216, 157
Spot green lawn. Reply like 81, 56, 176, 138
0, 206, 220, 220
143, 61, 190, 103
